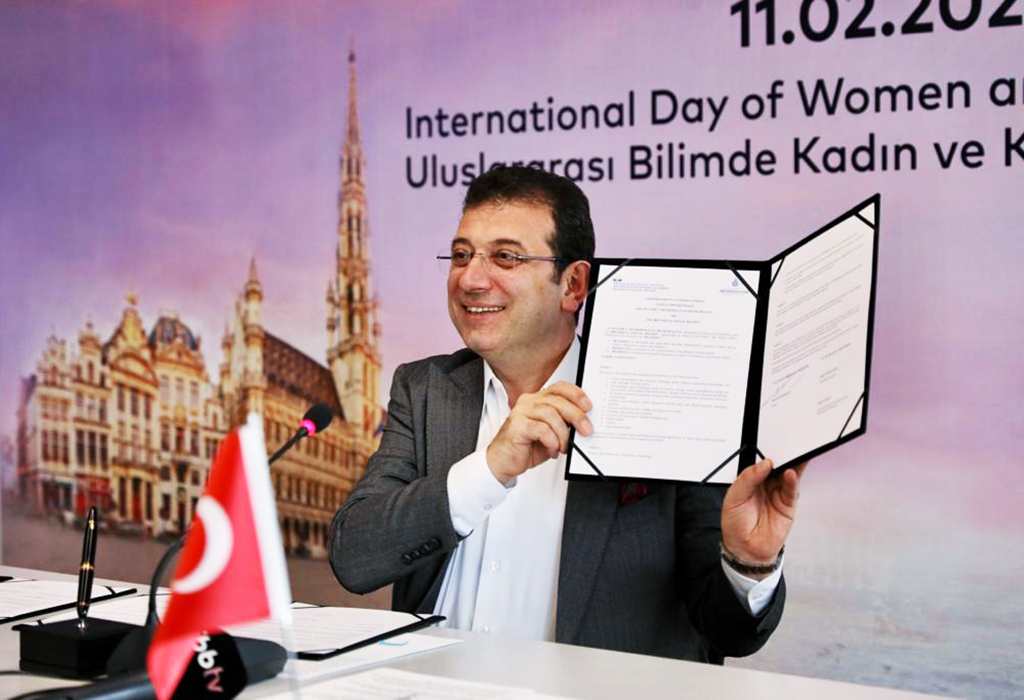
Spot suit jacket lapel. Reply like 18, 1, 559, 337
556, 480, 619, 644
414, 353, 484, 612
425, 352, 484, 479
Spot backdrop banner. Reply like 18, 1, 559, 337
1, 3, 1021, 698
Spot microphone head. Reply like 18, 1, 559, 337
300, 403, 333, 436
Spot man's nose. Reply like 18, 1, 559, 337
458, 253, 493, 290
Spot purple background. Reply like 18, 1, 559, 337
2, 2, 1022, 697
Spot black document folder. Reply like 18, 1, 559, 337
566, 194, 879, 484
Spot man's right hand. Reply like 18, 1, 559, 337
486, 382, 593, 484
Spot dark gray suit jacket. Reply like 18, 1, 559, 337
329, 349, 785, 663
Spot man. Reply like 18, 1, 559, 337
329, 165, 804, 663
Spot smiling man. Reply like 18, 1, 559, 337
329, 165, 804, 663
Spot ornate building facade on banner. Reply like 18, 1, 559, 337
16, 52, 381, 559
16, 298, 223, 539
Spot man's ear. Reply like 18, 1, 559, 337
561, 261, 590, 313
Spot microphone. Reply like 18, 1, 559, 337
299, 402, 333, 436
268, 403, 334, 465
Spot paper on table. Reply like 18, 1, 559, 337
46, 587, 168, 626
50, 596, 460, 682
55, 597, 435, 652
227, 606, 435, 653
261, 667, 533, 699
758, 202, 876, 465
53, 595, 433, 650
573, 264, 757, 483
0, 580, 139, 620
227, 606, 461, 681
279, 633, 462, 682
51, 594, 422, 652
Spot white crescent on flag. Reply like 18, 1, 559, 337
171, 495, 234, 595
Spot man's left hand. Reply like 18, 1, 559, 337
721, 459, 807, 574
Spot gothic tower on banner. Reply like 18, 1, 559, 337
327, 49, 382, 440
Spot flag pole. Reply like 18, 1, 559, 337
279, 616, 304, 699
242, 412, 303, 698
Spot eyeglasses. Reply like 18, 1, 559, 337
436, 248, 563, 274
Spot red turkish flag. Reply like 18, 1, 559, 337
147, 414, 292, 700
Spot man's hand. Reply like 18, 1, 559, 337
721, 459, 807, 576
486, 382, 593, 484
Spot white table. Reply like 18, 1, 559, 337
0, 566, 951, 699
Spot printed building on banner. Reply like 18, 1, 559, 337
14, 52, 382, 559
15, 302, 226, 539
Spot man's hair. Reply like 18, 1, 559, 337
463, 165, 596, 281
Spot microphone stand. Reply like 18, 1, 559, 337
267, 427, 309, 466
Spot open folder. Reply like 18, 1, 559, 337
567, 194, 879, 484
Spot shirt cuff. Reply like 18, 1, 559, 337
447, 448, 513, 536
721, 556, 784, 617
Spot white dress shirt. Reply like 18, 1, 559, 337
433, 337, 782, 640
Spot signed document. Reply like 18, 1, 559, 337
568, 195, 878, 483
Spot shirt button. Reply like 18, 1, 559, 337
490, 561, 500, 571
481, 625, 490, 633
483, 503, 492, 511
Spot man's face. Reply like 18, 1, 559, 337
447, 201, 570, 367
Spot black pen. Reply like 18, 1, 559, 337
76, 507, 99, 630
